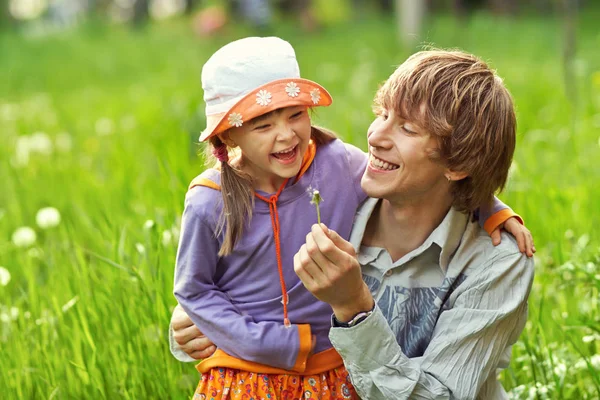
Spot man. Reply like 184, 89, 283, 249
172, 50, 534, 399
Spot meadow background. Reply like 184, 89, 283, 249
1, 1, 599, 399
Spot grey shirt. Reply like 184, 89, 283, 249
329, 198, 534, 400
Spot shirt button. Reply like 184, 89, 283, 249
385, 270, 393, 277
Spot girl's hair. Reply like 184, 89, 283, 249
207, 125, 337, 256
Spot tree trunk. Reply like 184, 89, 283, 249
396, 0, 426, 46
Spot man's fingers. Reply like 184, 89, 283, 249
294, 249, 316, 288
322, 224, 356, 256
190, 345, 217, 360
171, 304, 195, 331
173, 324, 204, 346
311, 224, 355, 266
180, 337, 215, 358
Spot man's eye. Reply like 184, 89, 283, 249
401, 125, 416, 134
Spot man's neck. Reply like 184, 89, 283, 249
363, 195, 453, 262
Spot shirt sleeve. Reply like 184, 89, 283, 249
343, 142, 368, 203
329, 251, 534, 400
173, 198, 312, 372
478, 196, 524, 235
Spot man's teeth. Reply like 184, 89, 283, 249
370, 155, 399, 170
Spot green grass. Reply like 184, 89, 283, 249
1, 8, 600, 400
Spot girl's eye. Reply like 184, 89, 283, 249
290, 111, 303, 119
254, 124, 271, 130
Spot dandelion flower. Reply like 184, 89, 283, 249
308, 187, 323, 224
12, 226, 37, 247
0, 267, 11, 286
143, 219, 155, 230
162, 230, 173, 246
135, 243, 146, 254
36, 207, 61, 229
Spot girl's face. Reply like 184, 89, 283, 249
224, 106, 312, 193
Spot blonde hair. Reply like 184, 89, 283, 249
375, 49, 516, 212
207, 125, 337, 256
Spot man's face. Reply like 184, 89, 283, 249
361, 107, 451, 203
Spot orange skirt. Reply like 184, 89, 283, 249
193, 366, 359, 400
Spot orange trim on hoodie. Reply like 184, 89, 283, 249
196, 345, 344, 376
483, 208, 524, 236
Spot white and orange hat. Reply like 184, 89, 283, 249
199, 36, 333, 142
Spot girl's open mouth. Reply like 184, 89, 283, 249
271, 145, 298, 164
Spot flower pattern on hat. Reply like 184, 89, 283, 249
285, 82, 300, 97
310, 89, 321, 104
255, 90, 272, 106
228, 112, 243, 127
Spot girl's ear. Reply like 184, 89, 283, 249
218, 132, 236, 148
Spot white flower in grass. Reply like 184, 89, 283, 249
285, 82, 300, 97
228, 112, 243, 127
310, 89, 321, 104
29, 132, 53, 155
0, 267, 11, 286
162, 230, 174, 247
36, 207, 61, 229
143, 219, 155, 230
255, 90, 272, 106
135, 243, 146, 254
12, 227, 37, 247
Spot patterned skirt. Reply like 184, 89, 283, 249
193, 366, 359, 400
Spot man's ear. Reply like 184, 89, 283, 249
445, 169, 469, 182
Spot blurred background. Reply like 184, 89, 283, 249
1, 0, 599, 399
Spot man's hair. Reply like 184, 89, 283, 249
375, 49, 516, 212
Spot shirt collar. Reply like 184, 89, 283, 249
350, 198, 469, 274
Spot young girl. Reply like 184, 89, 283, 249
173, 37, 526, 400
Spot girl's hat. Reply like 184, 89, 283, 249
199, 37, 332, 142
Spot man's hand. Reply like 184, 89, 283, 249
171, 304, 216, 360
294, 224, 374, 322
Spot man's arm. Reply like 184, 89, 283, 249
295, 225, 534, 400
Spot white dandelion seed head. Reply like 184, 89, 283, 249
36, 207, 61, 229
162, 230, 174, 247
12, 226, 37, 247
0, 267, 11, 287
143, 219, 155, 230
29, 131, 53, 155
135, 243, 146, 254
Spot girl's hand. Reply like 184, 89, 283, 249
490, 217, 536, 257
